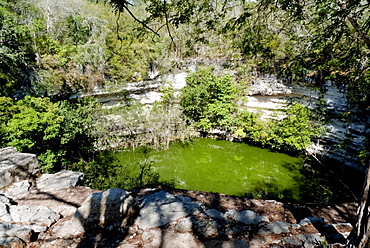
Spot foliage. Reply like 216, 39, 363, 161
56, 97, 100, 169
0, 96, 100, 172
180, 68, 238, 131
237, 104, 324, 152
0, 96, 63, 171
105, 16, 159, 86
254, 0, 370, 107
358, 136, 370, 167
159, 83, 176, 111
32, 0, 111, 97
271, 103, 324, 151
104, 0, 370, 108
67, 150, 117, 190
0, 0, 36, 97
0, 97, 20, 147
98, 100, 192, 151
0, 0, 167, 99
180, 69, 323, 152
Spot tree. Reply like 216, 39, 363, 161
347, 163, 370, 247
254, 1, 370, 246
256, 0, 370, 106
0, 0, 36, 98
56, 97, 100, 170
272, 103, 324, 151
0, 96, 100, 172
1, 96, 63, 171
180, 68, 238, 131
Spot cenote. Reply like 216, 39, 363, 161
112, 138, 310, 201
108, 138, 364, 204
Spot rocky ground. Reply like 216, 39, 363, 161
0, 147, 358, 248
1, 175, 356, 248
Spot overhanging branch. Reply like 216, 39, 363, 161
120, 4, 160, 37
336, 0, 370, 50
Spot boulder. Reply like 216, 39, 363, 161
36, 170, 84, 192
258, 221, 291, 235
0, 180, 30, 199
49, 188, 138, 240
0, 223, 34, 244
223, 209, 269, 225
0, 200, 60, 233
0, 147, 39, 189
0, 193, 60, 246
74, 188, 138, 229
136, 190, 197, 230
280, 233, 324, 248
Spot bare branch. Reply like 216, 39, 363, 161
116, 2, 160, 36
163, 0, 177, 50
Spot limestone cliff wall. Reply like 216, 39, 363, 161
70, 69, 369, 170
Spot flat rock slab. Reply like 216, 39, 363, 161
6, 205, 60, 227
136, 190, 203, 230
0, 180, 30, 199
36, 171, 84, 192
224, 209, 269, 225
16, 186, 99, 217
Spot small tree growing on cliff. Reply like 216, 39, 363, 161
180, 68, 238, 132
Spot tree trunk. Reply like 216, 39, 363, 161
347, 162, 370, 248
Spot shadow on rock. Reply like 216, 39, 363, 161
75, 188, 138, 248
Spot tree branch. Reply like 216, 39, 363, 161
347, 161, 370, 248
336, 0, 370, 49
120, 3, 160, 37
163, 0, 177, 50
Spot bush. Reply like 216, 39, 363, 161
180, 68, 238, 131
237, 103, 324, 152
0, 96, 100, 172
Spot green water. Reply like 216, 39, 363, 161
113, 138, 305, 200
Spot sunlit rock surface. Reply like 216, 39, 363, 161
0, 147, 39, 189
